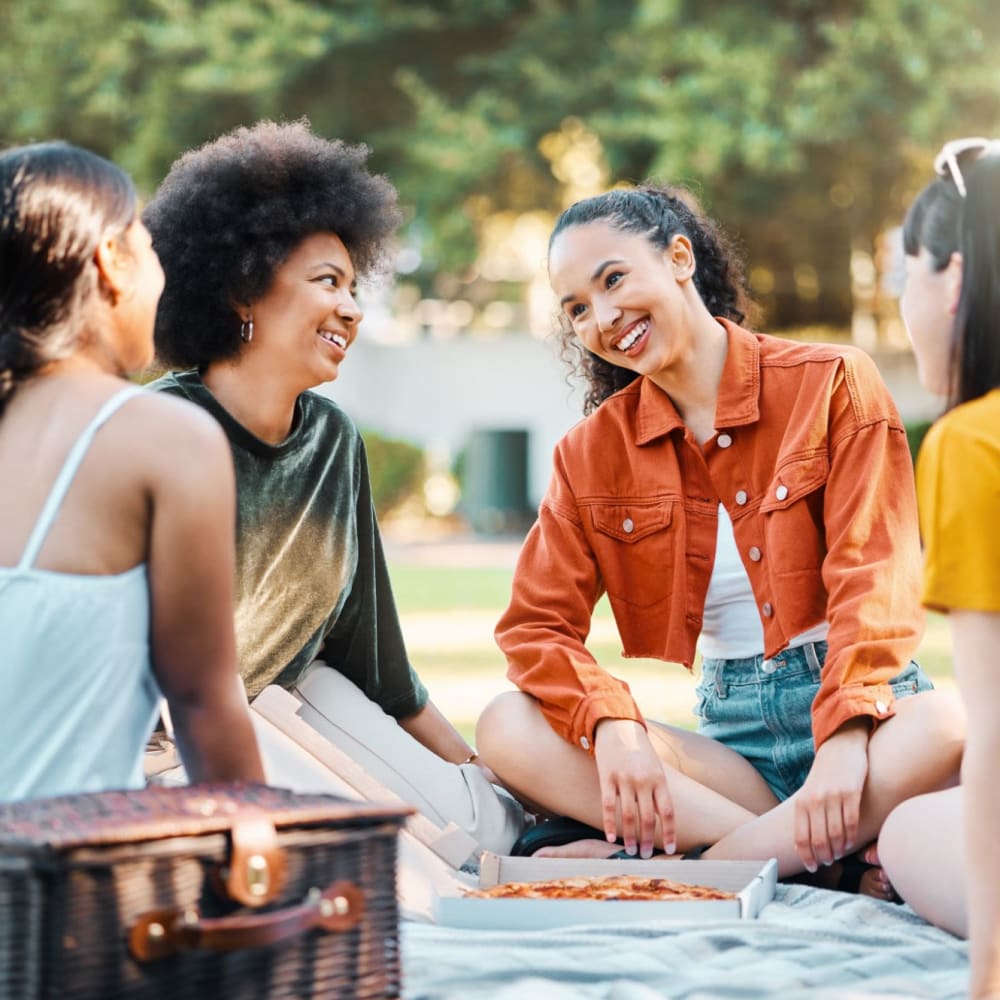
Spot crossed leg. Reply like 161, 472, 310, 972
478, 688, 965, 878
477, 691, 780, 853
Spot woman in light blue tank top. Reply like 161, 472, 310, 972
0, 142, 264, 801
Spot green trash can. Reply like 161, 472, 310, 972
461, 428, 532, 535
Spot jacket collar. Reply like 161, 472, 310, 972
634, 318, 761, 446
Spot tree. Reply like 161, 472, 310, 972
3, 0, 999, 331
386, 0, 1000, 329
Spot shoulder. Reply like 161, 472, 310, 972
760, 336, 897, 427
118, 386, 232, 470
757, 334, 877, 377
300, 390, 365, 457
300, 390, 358, 435
921, 393, 1000, 471
557, 384, 640, 455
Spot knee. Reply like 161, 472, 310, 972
908, 688, 967, 757
476, 691, 543, 775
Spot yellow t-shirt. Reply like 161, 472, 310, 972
916, 388, 1000, 612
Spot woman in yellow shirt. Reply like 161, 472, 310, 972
879, 139, 1000, 1000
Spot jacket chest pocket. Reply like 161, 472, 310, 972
759, 455, 828, 574
587, 500, 677, 608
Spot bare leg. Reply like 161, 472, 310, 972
477, 692, 779, 852
706, 689, 965, 876
879, 787, 967, 936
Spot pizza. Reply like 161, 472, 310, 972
465, 874, 736, 901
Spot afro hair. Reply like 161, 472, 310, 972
143, 119, 401, 370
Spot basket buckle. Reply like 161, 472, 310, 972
224, 812, 287, 907
246, 854, 271, 898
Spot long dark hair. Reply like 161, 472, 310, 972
0, 142, 136, 415
903, 151, 1000, 408
549, 184, 750, 414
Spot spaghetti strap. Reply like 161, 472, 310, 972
18, 386, 145, 570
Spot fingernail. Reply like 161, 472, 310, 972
606, 834, 616, 843
641, 846, 652, 859
823, 859, 834, 867
666, 842, 677, 855
805, 862, 818, 873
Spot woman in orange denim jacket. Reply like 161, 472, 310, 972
478, 184, 964, 892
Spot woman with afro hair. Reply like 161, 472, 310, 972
143, 120, 525, 854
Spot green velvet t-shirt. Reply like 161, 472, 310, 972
152, 371, 428, 719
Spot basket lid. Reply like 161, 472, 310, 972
0, 782, 412, 852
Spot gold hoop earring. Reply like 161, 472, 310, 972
240, 317, 254, 344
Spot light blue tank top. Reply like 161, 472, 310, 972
0, 386, 161, 801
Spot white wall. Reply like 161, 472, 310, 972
317, 333, 585, 507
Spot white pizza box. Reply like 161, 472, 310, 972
434, 853, 778, 929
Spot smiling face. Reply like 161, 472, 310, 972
548, 221, 697, 380
245, 231, 362, 390
900, 246, 961, 398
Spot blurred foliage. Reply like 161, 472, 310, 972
3, 0, 1000, 328
362, 428, 426, 518
905, 418, 935, 467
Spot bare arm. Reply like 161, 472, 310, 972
397, 699, 513, 788
952, 610, 1000, 1000
147, 404, 264, 784
398, 699, 475, 764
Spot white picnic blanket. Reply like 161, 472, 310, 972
401, 884, 968, 999
246, 691, 967, 999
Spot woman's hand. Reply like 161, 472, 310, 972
793, 718, 871, 871
593, 718, 674, 858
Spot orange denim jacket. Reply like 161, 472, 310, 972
496, 321, 924, 753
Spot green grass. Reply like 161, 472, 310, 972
388, 565, 516, 611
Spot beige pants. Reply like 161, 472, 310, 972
146, 663, 526, 858
287, 663, 526, 856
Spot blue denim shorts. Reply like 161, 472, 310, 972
694, 641, 933, 801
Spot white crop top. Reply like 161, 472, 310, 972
698, 504, 828, 660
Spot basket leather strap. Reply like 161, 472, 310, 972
225, 812, 287, 907
129, 881, 364, 962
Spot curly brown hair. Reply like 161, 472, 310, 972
143, 119, 401, 370
550, 184, 750, 414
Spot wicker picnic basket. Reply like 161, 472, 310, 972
0, 783, 411, 999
